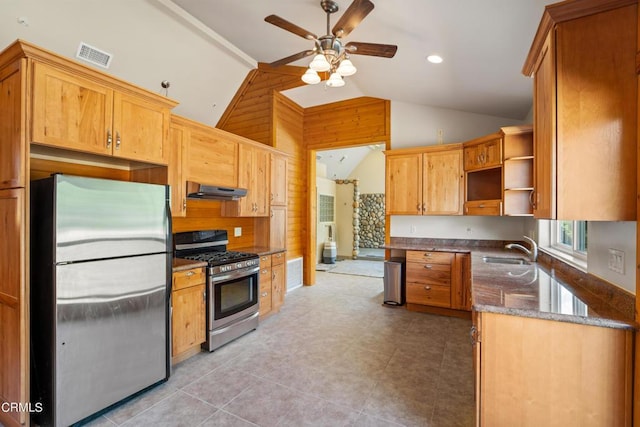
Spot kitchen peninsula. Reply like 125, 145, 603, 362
385, 237, 634, 426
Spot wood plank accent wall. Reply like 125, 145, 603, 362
172, 199, 257, 250
304, 97, 391, 149
272, 92, 305, 260
218, 63, 391, 285
303, 97, 391, 284
217, 64, 307, 144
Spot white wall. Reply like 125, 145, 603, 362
316, 176, 336, 263
391, 215, 529, 241
0, 0, 254, 127
391, 100, 524, 148
587, 222, 636, 294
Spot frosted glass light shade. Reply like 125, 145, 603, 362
309, 54, 331, 72
326, 72, 345, 87
337, 59, 356, 76
301, 68, 321, 84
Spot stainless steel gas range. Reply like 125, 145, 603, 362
174, 230, 260, 351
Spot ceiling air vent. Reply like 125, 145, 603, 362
76, 42, 113, 69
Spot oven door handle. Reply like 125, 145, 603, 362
210, 266, 260, 283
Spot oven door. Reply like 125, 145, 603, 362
209, 266, 259, 330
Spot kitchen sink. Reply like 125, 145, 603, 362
482, 256, 529, 265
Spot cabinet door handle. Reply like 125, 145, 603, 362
529, 190, 536, 209
422, 203, 426, 212
271, 193, 274, 201
203, 291, 206, 301
115, 131, 121, 150
470, 325, 478, 345
106, 130, 113, 149
182, 198, 187, 212
424, 286, 432, 291
271, 209, 274, 218
417, 203, 421, 213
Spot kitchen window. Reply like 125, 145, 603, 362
538, 219, 588, 271
551, 220, 587, 259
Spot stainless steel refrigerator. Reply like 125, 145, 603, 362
30, 174, 171, 426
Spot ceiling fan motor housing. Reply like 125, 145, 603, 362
320, 0, 339, 14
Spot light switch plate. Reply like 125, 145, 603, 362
608, 248, 624, 274
234, 227, 242, 237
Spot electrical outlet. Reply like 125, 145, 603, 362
410, 225, 417, 234
234, 227, 242, 237
608, 248, 624, 274
437, 129, 444, 144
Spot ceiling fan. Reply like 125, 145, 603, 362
264, 0, 398, 86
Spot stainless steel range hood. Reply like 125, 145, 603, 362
186, 181, 247, 201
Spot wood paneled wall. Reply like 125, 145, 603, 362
217, 64, 306, 144
172, 199, 257, 250
272, 92, 305, 260
218, 63, 391, 284
304, 97, 391, 150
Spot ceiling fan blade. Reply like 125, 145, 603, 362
332, 0, 374, 38
268, 50, 316, 67
345, 41, 398, 58
265, 15, 317, 40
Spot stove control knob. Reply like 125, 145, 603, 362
237, 263, 242, 269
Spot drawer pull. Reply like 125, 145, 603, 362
261, 292, 268, 297
185, 271, 195, 277
424, 286, 432, 291
261, 269, 268, 274
424, 253, 432, 257
275, 253, 282, 258
261, 256, 269, 261
424, 264, 433, 269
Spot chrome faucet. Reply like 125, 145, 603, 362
505, 236, 538, 262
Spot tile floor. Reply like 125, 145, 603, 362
87, 271, 474, 427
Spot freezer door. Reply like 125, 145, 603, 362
54, 175, 169, 263
54, 253, 168, 426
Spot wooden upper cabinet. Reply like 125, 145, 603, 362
385, 152, 422, 215
183, 125, 239, 188
385, 144, 463, 216
270, 153, 287, 206
32, 62, 112, 156
423, 149, 463, 215
232, 144, 270, 217
463, 138, 502, 171
0, 60, 26, 190
168, 122, 186, 217
31, 62, 173, 165
523, 0, 637, 221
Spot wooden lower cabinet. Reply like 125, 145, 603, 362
258, 251, 286, 317
0, 188, 27, 427
406, 251, 471, 314
474, 311, 633, 427
171, 267, 206, 364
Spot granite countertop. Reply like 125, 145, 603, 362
383, 240, 636, 330
172, 258, 207, 272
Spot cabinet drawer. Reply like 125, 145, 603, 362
407, 262, 451, 286
259, 268, 272, 291
272, 251, 286, 265
260, 255, 271, 269
406, 283, 451, 308
406, 251, 453, 264
259, 288, 272, 314
173, 268, 205, 291
464, 200, 502, 216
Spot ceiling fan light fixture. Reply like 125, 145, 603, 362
326, 72, 345, 87
337, 58, 356, 76
309, 54, 331, 72
301, 68, 321, 84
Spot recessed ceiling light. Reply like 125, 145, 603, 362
427, 55, 443, 64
